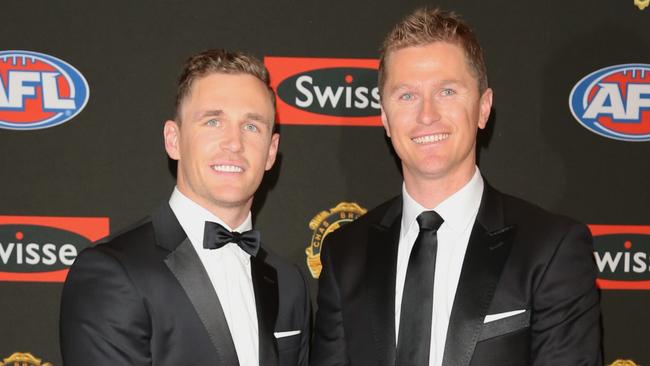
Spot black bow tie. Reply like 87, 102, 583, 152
203, 221, 261, 257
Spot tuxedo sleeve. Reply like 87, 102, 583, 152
311, 239, 350, 366
60, 247, 151, 365
531, 222, 602, 365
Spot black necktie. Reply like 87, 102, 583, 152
396, 210, 444, 366
203, 221, 261, 257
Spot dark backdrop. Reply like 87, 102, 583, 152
1, 1, 648, 364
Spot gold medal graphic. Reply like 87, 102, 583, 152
610, 359, 640, 366
305, 202, 367, 278
635, 0, 649, 10
1, 352, 53, 366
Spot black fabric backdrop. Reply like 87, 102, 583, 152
1, 1, 648, 364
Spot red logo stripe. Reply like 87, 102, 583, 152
0, 269, 69, 283
596, 279, 650, 290
0, 215, 108, 241
589, 224, 650, 236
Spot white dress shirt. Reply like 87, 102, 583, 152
395, 167, 484, 366
169, 188, 259, 366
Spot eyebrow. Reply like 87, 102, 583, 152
194, 109, 272, 125
388, 80, 465, 93
244, 112, 271, 125
387, 84, 413, 94
195, 109, 223, 121
438, 79, 464, 87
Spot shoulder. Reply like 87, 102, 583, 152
93, 216, 157, 256
499, 190, 587, 236
72, 215, 163, 275
489, 188, 592, 262
63, 218, 156, 299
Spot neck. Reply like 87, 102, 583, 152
404, 165, 476, 209
176, 187, 252, 229
208, 205, 250, 230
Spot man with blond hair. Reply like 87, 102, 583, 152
312, 8, 601, 366
61, 49, 310, 366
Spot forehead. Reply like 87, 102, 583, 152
180, 72, 274, 118
384, 41, 476, 85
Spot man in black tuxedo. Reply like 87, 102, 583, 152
60, 49, 310, 366
311, 8, 601, 366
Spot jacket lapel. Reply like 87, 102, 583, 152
251, 247, 279, 366
366, 197, 402, 366
441, 184, 516, 366
153, 204, 240, 366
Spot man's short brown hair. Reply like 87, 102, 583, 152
174, 49, 275, 121
378, 7, 488, 95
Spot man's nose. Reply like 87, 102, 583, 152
220, 124, 244, 152
417, 97, 441, 125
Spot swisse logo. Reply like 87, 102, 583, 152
278, 67, 380, 117
0, 50, 90, 130
265, 56, 381, 126
0, 215, 108, 282
589, 225, 650, 290
569, 64, 650, 141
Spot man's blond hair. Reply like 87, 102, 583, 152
378, 7, 488, 95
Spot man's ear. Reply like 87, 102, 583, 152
478, 88, 493, 130
164, 120, 181, 160
265, 133, 280, 171
381, 103, 392, 137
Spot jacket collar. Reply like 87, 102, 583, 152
366, 182, 516, 366
153, 203, 279, 366
441, 183, 516, 366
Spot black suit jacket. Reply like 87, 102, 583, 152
311, 183, 601, 366
60, 203, 311, 366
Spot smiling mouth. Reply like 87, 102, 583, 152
211, 164, 244, 173
412, 133, 450, 144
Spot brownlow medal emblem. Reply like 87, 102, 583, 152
305, 202, 367, 278
610, 359, 640, 366
1, 352, 53, 366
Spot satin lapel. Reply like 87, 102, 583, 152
251, 248, 279, 366
164, 238, 239, 366
366, 197, 402, 366
442, 185, 516, 366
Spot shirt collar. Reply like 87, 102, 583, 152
169, 187, 252, 249
401, 167, 484, 236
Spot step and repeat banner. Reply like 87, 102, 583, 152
1, 0, 648, 365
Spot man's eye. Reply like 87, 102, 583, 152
399, 93, 414, 101
243, 123, 259, 132
441, 88, 456, 96
206, 119, 220, 126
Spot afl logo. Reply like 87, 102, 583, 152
0, 50, 89, 130
569, 64, 650, 141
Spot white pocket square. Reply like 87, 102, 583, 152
273, 330, 301, 338
484, 309, 527, 323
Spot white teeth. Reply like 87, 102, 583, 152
412, 133, 450, 144
212, 165, 243, 173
